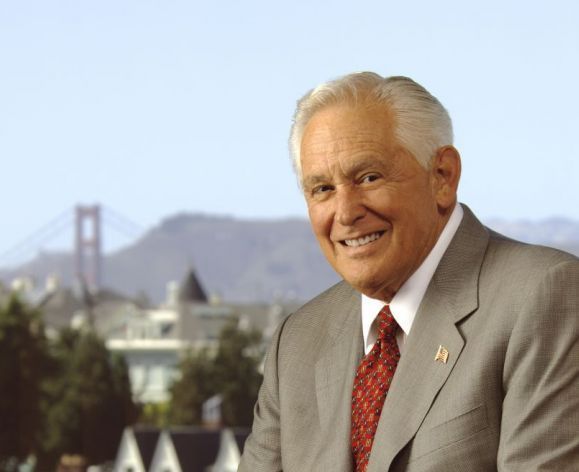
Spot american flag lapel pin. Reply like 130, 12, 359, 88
434, 345, 449, 364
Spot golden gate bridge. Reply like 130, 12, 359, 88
0, 205, 143, 292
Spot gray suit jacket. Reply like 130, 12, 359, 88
239, 206, 579, 471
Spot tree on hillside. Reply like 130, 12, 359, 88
110, 353, 139, 430
75, 332, 132, 462
39, 328, 82, 468
169, 318, 262, 427
213, 319, 262, 427
169, 348, 216, 425
0, 295, 47, 469
39, 329, 135, 468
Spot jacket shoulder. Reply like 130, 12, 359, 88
484, 229, 578, 282
274, 281, 359, 360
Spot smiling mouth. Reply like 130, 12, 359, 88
341, 231, 385, 248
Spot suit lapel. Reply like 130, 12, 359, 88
366, 288, 466, 471
367, 205, 490, 471
315, 284, 363, 471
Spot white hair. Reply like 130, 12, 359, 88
289, 72, 454, 180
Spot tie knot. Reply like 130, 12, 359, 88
376, 305, 398, 341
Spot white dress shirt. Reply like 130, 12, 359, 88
361, 204, 464, 354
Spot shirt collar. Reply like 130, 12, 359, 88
361, 203, 464, 352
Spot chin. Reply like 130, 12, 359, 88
343, 273, 382, 295
340, 267, 395, 299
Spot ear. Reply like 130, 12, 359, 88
431, 145, 461, 210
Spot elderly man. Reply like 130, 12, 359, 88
238, 73, 579, 471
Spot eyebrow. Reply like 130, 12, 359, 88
345, 156, 388, 175
302, 174, 328, 190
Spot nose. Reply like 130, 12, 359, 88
335, 186, 366, 226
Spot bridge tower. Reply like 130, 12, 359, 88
75, 205, 102, 291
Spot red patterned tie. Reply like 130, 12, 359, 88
351, 305, 401, 472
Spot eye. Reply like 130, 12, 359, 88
311, 184, 334, 197
360, 173, 381, 184
314, 184, 333, 193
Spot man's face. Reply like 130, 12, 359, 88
300, 103, 453, 302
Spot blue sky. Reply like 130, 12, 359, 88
1, 0, 578, 264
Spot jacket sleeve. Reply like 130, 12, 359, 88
498, 259, 579, 470
238, 318, 288, 472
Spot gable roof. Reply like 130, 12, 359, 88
169, 427, 221, 472
114, 426, 161, 472
133, 426, 162, 470
179, 269, 208, 303
211, 428, 250, 471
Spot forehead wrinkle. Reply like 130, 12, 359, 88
304, 127, 395, 163
303, 110, 392, 149
301, 103, 401, 185
314, 130, 391, 151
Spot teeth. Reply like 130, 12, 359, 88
344, 232, 382, 248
